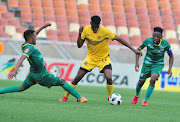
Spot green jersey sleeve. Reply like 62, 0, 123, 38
139, 39, 149, 50
165, 42, 171, 51
23, 45, 35, 58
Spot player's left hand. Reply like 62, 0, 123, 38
7, 71, 17, 80
135, 50, 142, 56
168, 69, 172, 77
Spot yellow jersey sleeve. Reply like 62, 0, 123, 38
104, 28, 116, 40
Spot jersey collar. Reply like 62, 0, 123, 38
154, 39, 162, 46
22, 43, 34, 47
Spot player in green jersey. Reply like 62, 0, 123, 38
131, 27, 174, 106
0, 22, 87, 103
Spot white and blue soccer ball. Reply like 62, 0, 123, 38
109, 93, 122, 105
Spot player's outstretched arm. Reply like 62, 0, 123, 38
168, 53, 174, 77
114, 36, 142, 56
35, 22, 51, 36
77, 26, 84, 48
7, 54, 27, 80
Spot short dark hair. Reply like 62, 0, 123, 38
23, 30, 35, 41
91, 15, 101, 24
154, 27, 163, 35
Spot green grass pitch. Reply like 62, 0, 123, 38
0, 79, 180, 122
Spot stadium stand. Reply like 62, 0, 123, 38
0, 0, 179, 49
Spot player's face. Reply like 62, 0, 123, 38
30, 33, 37, 45
153, 31, 162, 45
90, 22, 99, 33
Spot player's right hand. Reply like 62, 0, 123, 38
79, 26, 84, 34
135, 63, 139, 72
44, 22, 51, 27
7, 71, 17, 80
135, 49, 142, 56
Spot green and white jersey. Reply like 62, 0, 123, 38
139, 37, 171, 66
21, 43, 48, 73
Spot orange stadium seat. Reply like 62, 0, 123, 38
141, 29, 152, 40
101, 5, 113, 13
0, 19, 9, 28
147, 0, 159, 9
10, 19, 21, 27
109, 39, 119, 45
0, 5, 8, 14
33, 21, 45, 28
57, 23, 68, 31
67, 10, 78, 18
125, 8, 136, 15
70, 32, 79, 42
0, 33, 10, 38
19, 0, 30, 7
8, 0, 19, 8
42, 0, 53, 8
59, 29, 70, 42
131, 35, 142, 46
66, 2, 77, 10
21, 14, 32, 23
90, 5, 101, 13
114, 14, 127, 27
56, 16, 67, 23
31, 0, 42, 7
89, 0, 99, 5
100, 0, 111, 6
54, 1, 65, 9
113, 6, 125, 14
44, 8, 55, 16
0, 27, 4, 34
112, 0, 123, 5
120, 34, 130, 43
21, 7, 32, 14
137, 8, 148, 16
124, 0, 135, 8
78, 4, 89, 12
44, 15, 56, 22
47, 30, 59, 41
80, 17, 91, 26
17, 26, 27, 34
168, 38, 178, 44
91, 12, 102, 18
103, 13, 115, 26
32, 7, 43, 16
3, 12, 14, 21
135, 0, 147, 9
68, 17, 79, 23
55, 8, 66, 17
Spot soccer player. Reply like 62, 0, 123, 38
0, 22, 87, 103
60, 15, 142, 101
131, 27, 174, 106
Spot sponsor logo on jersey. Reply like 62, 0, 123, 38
160, 48, 164, 52
97, 36, 101, 40
25, 48, 30, 53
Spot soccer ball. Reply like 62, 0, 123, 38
109, 93, 122, 105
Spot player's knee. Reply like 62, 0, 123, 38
138, 80, 144, 86
106, 77, 113, 85
19, 85, 26, 92
61, 79, 66, 86
150, 80, 156, 87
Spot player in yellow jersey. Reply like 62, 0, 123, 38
60, 15, 142, 101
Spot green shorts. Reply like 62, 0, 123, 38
22, 72, 63, 89
139, 63, 164, 81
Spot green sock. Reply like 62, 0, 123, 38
0, 86, 20, 94
136, 83, 142, 96
144, 85, 155, 101
62, 82, 82, 99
